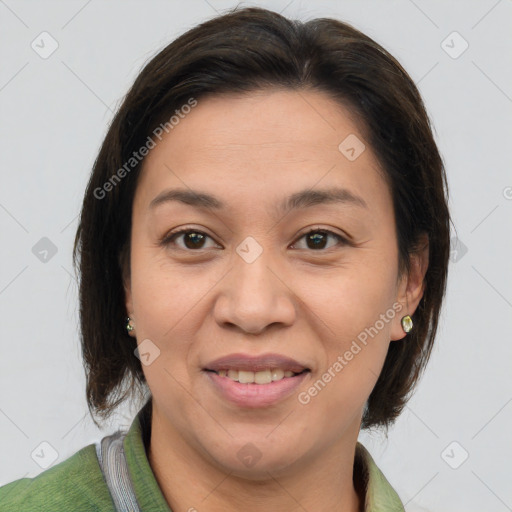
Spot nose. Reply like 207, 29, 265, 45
213, 247, 297, 335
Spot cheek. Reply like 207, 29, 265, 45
130, 242, 199, 335
298, 258, 397, 404
129, 244, 222, 380
303, 260, 398, 341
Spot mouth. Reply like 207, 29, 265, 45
203, 352, 311, 380
204, 368, 310, 384
202, 353, 311, 407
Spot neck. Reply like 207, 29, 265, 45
147, 408, 364, 512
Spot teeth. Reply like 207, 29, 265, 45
255, 370, 272, 384
271, 368, 284, 381
239, 370, 256, 384
216, 368, 300, 383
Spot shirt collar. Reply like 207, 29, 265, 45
354, 442, 405, 510
123, 399, 404, 511
123, 398, 171, 511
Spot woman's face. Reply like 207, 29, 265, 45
125, 88, 425, 477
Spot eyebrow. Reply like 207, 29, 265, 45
149, 186, 368, 214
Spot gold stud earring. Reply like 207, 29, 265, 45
126, 317, 134, 333
401, 315, 413, 333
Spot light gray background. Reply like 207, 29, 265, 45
1, 1, 511, 510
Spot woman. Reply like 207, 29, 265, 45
0, 6, 450, 511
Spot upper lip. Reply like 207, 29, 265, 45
204, 353, 310, 373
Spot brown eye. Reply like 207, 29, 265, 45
162, 229, 218, 250
292, 229, 347, 251
161, 227, 348, 252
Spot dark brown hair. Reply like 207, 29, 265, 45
73, 6, 450, 430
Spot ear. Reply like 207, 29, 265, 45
120, 250, 135, 336
124, 274, 133, 317
390, 233, 429, 341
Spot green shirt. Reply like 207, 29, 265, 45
0, 401, 404, 511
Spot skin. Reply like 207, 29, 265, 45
124, 88, 429, 512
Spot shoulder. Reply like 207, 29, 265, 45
0, 443, 115, 512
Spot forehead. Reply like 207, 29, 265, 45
151, 89, 366, 160
135, 89, 390, 218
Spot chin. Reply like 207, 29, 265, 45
220, 455, 301, 481
203, 439, 304, 480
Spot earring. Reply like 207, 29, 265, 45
126, 317, 134, 333
401, 315, 413, 333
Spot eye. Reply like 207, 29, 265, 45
161, 228, 219, 251
291, 228, 348, 251
160, 227, 348, 252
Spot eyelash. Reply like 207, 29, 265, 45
160, 227, 349, 252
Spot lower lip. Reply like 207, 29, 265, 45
204, 370, 310, 408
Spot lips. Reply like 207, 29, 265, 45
203, 353, 312, 407
203, 352, 310, 374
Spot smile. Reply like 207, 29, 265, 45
204, 369, 310, 408
211, 368, 306, 384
